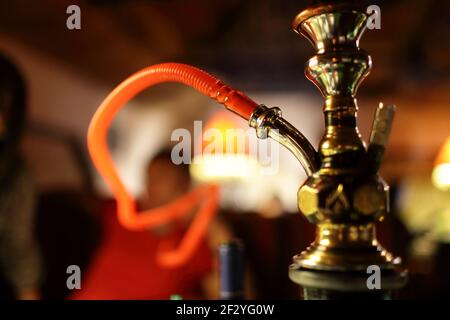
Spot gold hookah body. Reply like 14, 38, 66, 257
289, 3, 407, 298
249, 3, 407, 298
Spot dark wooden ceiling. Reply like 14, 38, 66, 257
1, 0, 448, 91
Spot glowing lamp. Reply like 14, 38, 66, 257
432, 136, 450, 191
190, 111, 260, 182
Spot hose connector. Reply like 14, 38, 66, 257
249, 105, 319, 176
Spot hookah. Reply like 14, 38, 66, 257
88, 1, 407, 299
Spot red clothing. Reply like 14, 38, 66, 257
70, 201, 212, 300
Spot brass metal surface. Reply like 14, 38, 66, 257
250, 2, 408, 294
248, 3, 406, 294
249, 105, 319, 176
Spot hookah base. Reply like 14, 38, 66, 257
290, 268, 407, 300
302, 288, 393, 300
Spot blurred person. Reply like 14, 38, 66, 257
72, 148, 234, 299
0, 54, 42, 300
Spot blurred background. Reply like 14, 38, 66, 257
0, 0, 449, 299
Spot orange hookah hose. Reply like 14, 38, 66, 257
87, 63, 258, 268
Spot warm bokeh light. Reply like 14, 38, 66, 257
191, 153, 260, 182
432, 137, 450, 191
190, 111, 260, 182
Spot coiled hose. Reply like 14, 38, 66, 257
87, 63, 259, 267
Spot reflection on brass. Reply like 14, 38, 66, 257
296, 174, 389, 225
293, 223, 398, 272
